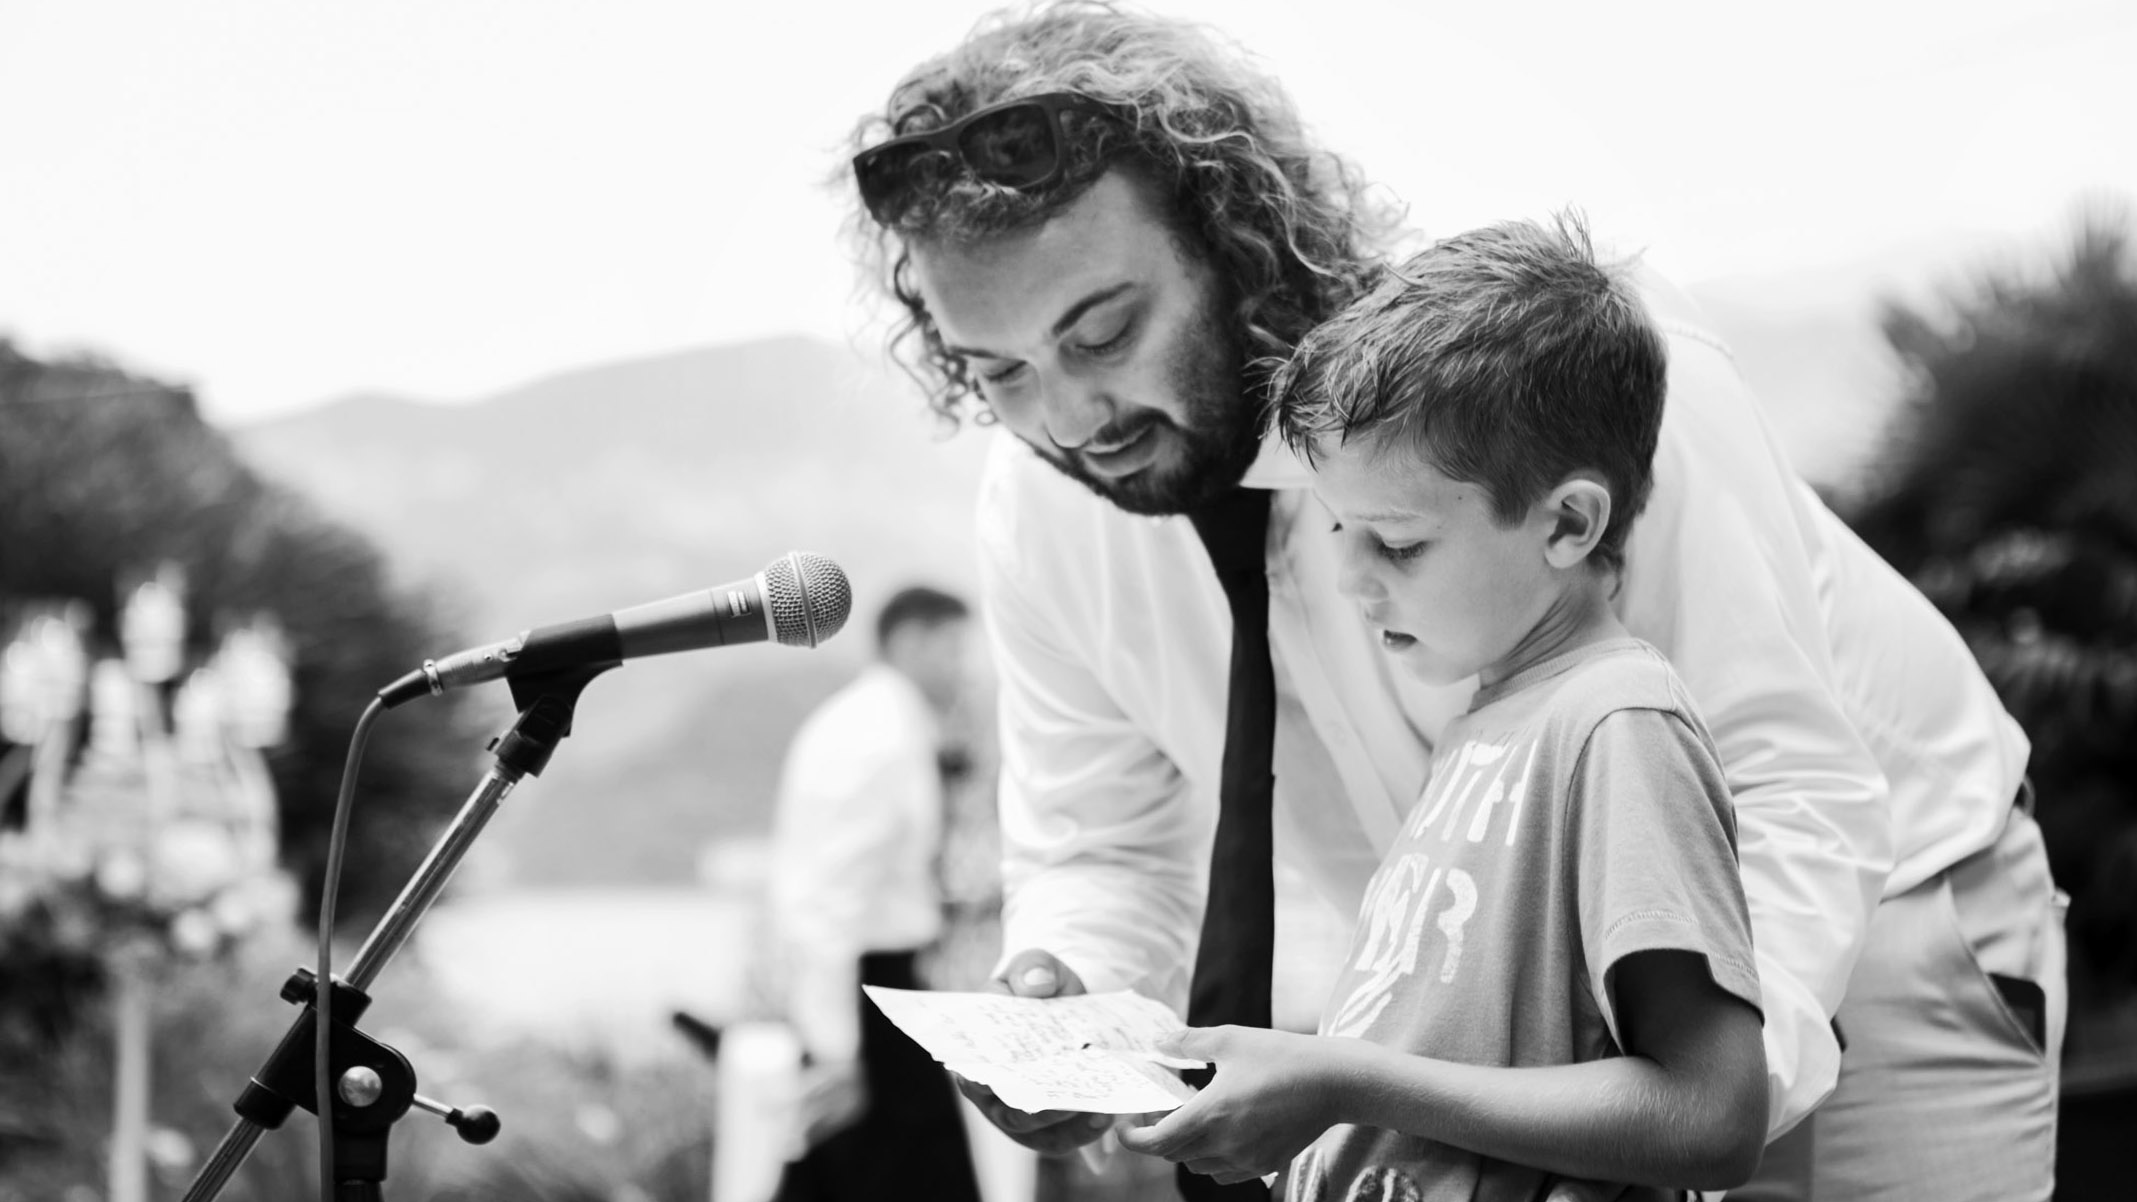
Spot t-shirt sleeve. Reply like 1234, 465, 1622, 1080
1569, 706, 1764, 1045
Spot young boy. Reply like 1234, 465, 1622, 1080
1118, 215, 1769, 1200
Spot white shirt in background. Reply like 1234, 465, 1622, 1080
770, 662, 947, 1061
975, 269, 2030, 1138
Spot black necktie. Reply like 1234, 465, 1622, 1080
1180, 487, 1277, 1202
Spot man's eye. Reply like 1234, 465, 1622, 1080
1077, 322, 1132, 356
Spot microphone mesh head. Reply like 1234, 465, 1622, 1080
763, 552, 851, 648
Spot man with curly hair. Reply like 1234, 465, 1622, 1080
843, 3, 2063, 1199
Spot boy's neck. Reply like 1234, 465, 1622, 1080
1478, 572, 1627, 690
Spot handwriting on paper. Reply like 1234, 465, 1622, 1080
861, 987, 1204, 1114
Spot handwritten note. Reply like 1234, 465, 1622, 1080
862, 987, 1205, 1114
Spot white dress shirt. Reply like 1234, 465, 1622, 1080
770, 663, 948, 1061
975, 268, 2030, 1136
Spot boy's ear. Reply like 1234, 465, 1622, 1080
1541, 475, 1613, 569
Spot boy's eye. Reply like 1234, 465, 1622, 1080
978, 361, 1028, 385
1331, 521, 1425, 563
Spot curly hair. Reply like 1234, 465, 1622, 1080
845, 0, 1402, 426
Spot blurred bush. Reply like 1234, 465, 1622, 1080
1, 341, 487, 1152
1846, 208, 2137, 993
0, 341, 482, 920
0, 924, 713, 1201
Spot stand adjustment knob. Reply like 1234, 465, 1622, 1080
337, 1067, 385, 1109
412, 1094, 502, 1145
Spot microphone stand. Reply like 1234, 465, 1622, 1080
180, 665, 612, 1202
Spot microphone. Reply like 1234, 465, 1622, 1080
378, 551, 851, 708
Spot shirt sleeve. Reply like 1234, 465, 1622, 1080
1622, 282, 1895, 1136
978, 460, 1207, 1008
1571, 707, 1764, 1047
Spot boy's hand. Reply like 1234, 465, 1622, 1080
951, 948, 1117, 1154
1118, 1026, 1350, 1184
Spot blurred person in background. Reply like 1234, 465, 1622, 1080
842, 2, 2062, 1198
768, 584, 984, 1202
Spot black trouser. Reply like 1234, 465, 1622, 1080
776, 949, 983, 1202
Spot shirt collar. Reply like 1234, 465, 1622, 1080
1241, 431, 1315, 490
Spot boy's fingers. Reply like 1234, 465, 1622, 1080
1163, 1025, 1223, 1061
1115, 1119, 1165, 1155
1117, 1107, 1196, 1158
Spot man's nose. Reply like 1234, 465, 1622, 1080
1038, 372, 1114, 451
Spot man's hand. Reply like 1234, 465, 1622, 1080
795, 1058, 868, 1149
1541, 1180, 1639, 1202
952, 948, 1116, 1154
1118, 1026, 1351, 1185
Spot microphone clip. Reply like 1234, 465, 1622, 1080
488, 664, 617, 779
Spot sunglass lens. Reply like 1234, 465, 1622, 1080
959, 103, 1059, 187
856, 141, 944, 221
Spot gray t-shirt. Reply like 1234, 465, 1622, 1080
1288, 638, 1763, 1202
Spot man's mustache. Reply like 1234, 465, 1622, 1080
1059, 409, 1172, 454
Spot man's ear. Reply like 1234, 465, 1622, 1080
1541, 475, 1613, 569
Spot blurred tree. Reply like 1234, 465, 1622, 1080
1846, 209, 2137, 992
0, 341, 480, 1026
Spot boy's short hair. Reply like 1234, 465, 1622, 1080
1271, 212, 1668, 572
874, 584, 969, 651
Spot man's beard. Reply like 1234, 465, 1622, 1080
1029, 305, 1262, 517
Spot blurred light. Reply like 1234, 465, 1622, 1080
573, 1102, 623, 1146
214, 619, 292, 748
172, 667, 227, 764
97, 850, 148, 901
147, 820, 242, 907
0, 605, 92, 739
0, 643, 42, 744
170, 908, 219, 957
88, 659, 141, 759
120, 567, 187, 685
145, 1125, 197, 1174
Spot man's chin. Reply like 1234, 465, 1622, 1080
1036, 439, 1252, 517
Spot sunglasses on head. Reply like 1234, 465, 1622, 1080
853, 91, 1131, 225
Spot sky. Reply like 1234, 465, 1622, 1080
2, 0, 2131, 425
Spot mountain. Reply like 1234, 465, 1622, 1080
1683, 229, 2031, 497
227, 234, 2030, 888
1688, 288, 1904, 495
231, 335, 995, 887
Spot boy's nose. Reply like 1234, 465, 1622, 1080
1333, 539, 1382, 603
